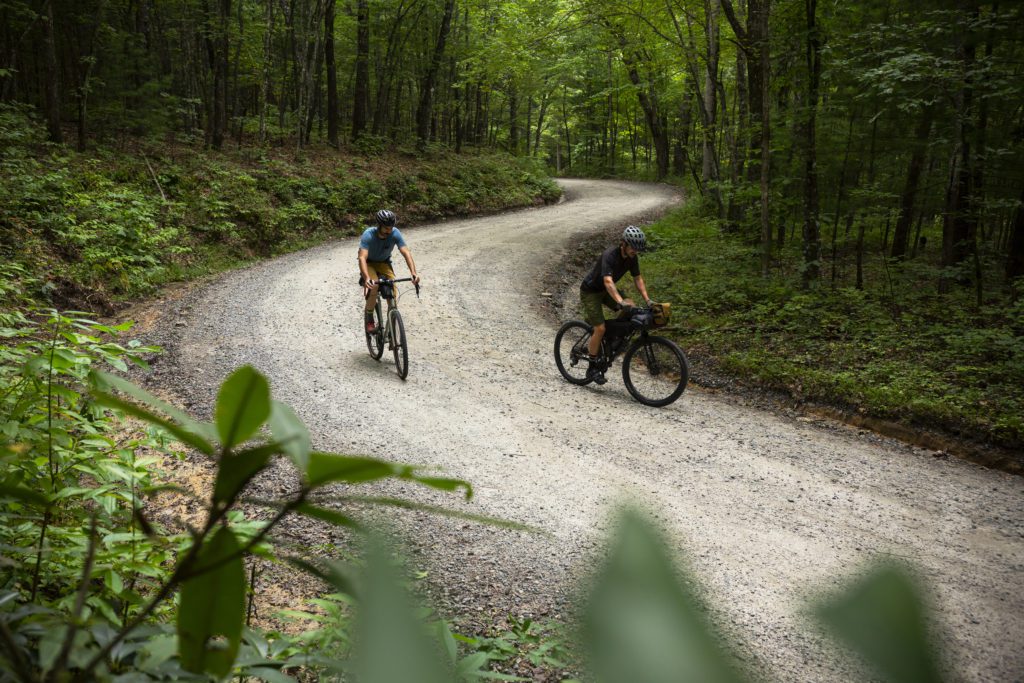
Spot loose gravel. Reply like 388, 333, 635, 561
137, 179, 1024, 682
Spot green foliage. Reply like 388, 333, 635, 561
0, 316, 953, 681
816, 565, 943, 683
0, 337, 476, 681
643, 205, 1024, 449
0, 104, 560, 309
0, 309, 167, 628
581, 509, 743, 683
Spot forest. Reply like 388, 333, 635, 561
1, 0, 1023, 680
2, 0, 1022, 286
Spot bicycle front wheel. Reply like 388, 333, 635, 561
622, 336, 689, 406
554, 320, 594, 385
391, 309, 408, 379
366, 302, 384, 360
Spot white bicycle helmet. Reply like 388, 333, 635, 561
622, 225, 647, 252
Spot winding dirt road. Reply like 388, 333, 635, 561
151, 179, 1023, 681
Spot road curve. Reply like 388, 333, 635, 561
156, 179, 1023, 681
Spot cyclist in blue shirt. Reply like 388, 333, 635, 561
358, 209, 420, 333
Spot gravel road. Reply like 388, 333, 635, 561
143, 179, 1024, 681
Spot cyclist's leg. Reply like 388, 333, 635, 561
373, 261, 398, 313
580, 290, 610, 384
365, 262, 382, 312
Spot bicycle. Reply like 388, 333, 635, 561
553, 304, 689, 407
364, 276, 420, 379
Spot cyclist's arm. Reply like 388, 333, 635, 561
633, 274, 651, 304
358, 248, 372, 283
398, 245, 420, 284
603, 275, 628, 308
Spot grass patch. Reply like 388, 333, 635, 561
0, 104, 559, 313
635, 203, 1024, 451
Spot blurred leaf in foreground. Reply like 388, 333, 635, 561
581, 508, 745, 683
816, 563, 944, 683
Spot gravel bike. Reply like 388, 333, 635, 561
364, 276, 419, 379
554, 305, 688, 407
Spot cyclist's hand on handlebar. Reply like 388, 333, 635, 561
411, 274, 421, 285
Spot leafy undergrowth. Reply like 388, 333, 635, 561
0, 104, 560, 313
635, 204, 1024, 454
0, 266, 955, 681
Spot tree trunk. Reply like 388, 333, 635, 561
508, 85, 518, 153
891, 106, 934, 260
1006, 185, 1024, 282
258, 0, 273, 144
619, 51, 669, 180
941, 2, 979, 292
800, 0, 822, 287
758, 5, 771, 277
75, 2, 105, 152
324, 0, 338, 146
703, 0, 722, 212
416, 0, 455, 147
534, 89, 549, 156
205, 0, 230, 150
351, 0, 369, 140
43, 0, 62, 143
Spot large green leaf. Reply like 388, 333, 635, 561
215, 366, 271, 450
293, 502, 358, 529
90, 371, 217, 454
212, 443, 278, 504
178, 527, 247, 678
305, 453, 401, 488
90, 371, 217, 442
349, 531, 452, 683
268, 400, 310, 472
581, 508, 744, 683
91, 390, 215, 456
816, 564, 943, 683
0, 483, 49, 507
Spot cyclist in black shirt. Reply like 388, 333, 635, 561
579, 225, 654, 384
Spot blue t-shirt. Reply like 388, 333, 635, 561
359, 226, 407, 262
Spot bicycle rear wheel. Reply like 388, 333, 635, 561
365, 301, 384, 360
554, 320, 594, 385
391, 308, 408, 379
622, 336, 688, 406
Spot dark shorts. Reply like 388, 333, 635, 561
580, 289, 618, 326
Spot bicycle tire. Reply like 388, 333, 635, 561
366, 301, 384, 360
622, 335, 688, 407
554, 320, 594, 385
391, 308, 409, 379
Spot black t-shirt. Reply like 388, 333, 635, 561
581, 245, 640, 293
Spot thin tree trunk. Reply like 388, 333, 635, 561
1006, 185, 1024, 282
416, 0, 455, 147
43, 0, 62, 143
891, 106, 935, 260
75, 2, 105, 152
325, 0, 338, 146
703, 0, 722, 212
801, 0, 822, 286
941, 2, 979, 292
258, 0, 273, 143
351, 0, 369, 140
534, 89, 549, 156
759, 41, 771, 277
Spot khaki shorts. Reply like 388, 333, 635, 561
365, 261, 396, 281
580, 290, 618, 326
